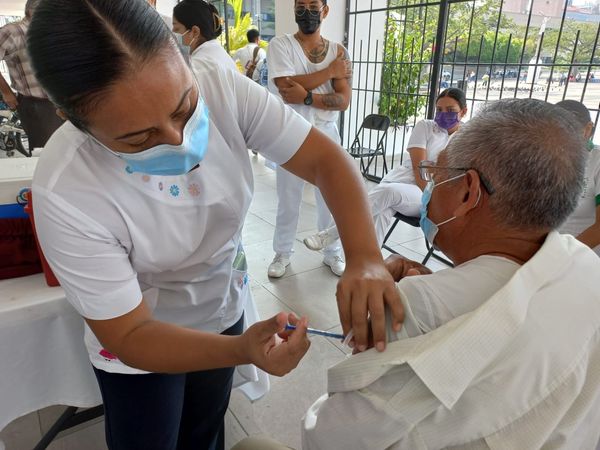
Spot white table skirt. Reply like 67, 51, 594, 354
0, 274, 101, 431
0, 274, 269, 434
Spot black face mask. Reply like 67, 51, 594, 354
295, 13, 321, 35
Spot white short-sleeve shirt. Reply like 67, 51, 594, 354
560, 145, 600, 255
191, 40, 237, 73
382, 119, 452, 184
32, 61, 312, 374
267, 34, 342, 125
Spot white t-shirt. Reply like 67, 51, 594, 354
267, 34, 342, 125
234, 43, 267, 82
389, 255, 520, 339
32, 61, 312, 374
560, 145, 600, 255
191, 40, 237, 73
382, 119, 452, 184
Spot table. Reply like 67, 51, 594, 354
0, 274, 102, 446
0, 273, 270, 448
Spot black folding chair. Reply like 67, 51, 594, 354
347, 114, 390, 181
381, 212, 454, 267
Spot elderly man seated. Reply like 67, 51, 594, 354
300, 99, 600, 449
233, 98, 600, 450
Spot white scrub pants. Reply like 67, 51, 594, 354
273, 121, 341, 259
323, 181, 423, 247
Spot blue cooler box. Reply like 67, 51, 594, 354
0, 157, 39, 218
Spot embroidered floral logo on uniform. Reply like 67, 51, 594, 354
99, 348, 118, 361
170, 185, 180, 197
188, 183, 201, 197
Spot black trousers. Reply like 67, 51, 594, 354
16, 94, 64, 150
93, 315, 244, 450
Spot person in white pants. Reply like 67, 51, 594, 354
266, 0, 353, 278
304, 87, 467, 251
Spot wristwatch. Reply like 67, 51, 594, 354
303, 91, 314, 106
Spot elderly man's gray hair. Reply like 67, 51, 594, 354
446, 98, 586, 231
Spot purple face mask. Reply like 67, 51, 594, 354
434, 111, 460, 130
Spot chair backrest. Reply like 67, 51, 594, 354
349, 114, 391, 157
361, 114, 391, 131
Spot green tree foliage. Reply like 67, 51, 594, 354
537, 20, 600, 65
379, 10, 434, 124
379, 0, 597, 121
220, 1, 268, 56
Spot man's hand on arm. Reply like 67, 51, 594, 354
278, 77, 309, 105
279, 53, 352, 93
312, 48, 352, 111
278, 76, 350, 111
384, 254, 432, 281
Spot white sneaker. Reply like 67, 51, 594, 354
268, 254, 290, 278
303, 230, 336, 251
323, 255, 345, 277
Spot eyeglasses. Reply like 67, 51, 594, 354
295, 6, 325, 17
418, 160, 495, 195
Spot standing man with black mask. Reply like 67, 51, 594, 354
266, 0, 353, 279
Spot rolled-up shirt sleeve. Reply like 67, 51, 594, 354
267, 37, 296, 83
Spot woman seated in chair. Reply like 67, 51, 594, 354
304, 88, 467, 251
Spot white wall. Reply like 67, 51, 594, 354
0, 1, 25, 16
275, 0, 345, 43
156, 0, 177, 20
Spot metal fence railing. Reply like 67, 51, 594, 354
342, 0, 600, 181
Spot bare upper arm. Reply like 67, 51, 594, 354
408, 147, 428, 170
332, 46, 352, 97
85, 298, 151, 356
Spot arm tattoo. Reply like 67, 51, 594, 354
343, 47, 353, 84
322, 94, 344, 109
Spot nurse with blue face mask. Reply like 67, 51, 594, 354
172, 0, 237, 72
27, 1, 402, 448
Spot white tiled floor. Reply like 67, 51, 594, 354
0, 155, 446, 450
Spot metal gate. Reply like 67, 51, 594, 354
343, 0, 600, 181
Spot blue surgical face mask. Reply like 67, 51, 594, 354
95, 95, 210, 176
419, 174, 466, 246
175, 30, 192, 56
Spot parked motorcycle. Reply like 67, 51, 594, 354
0, 109, 29, 157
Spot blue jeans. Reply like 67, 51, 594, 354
93, 315, 244, 450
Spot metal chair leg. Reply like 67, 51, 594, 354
33, 405, 104, 450
381, 217, 401, 254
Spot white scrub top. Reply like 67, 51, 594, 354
191, 39, 237, 73
32, 60, 312, 374
382, 119, 452, 184
560, 145, 600, 255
